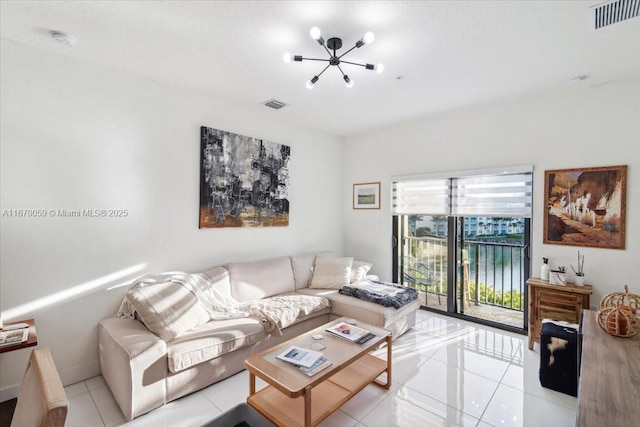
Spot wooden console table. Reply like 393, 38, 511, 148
526, 278, 592, 350
0, 318, 38, 354
577, 309, 640, 426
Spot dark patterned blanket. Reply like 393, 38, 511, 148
339, 281, 418, 309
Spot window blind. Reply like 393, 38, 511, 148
391, 179, 450, 215
391, 166, 532, 218
452, 172, 533, 217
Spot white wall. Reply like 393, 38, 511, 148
0, 39, 344, 397
344, 76, 640, 309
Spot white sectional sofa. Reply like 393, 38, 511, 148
98, 252, 419, 420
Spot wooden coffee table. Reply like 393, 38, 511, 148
244, 317, 391, 427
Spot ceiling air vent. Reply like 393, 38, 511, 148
263, 99, 288, 110
591, 0, 639, 30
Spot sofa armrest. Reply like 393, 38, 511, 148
98, 317, 168, 421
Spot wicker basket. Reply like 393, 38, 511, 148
596, 306, 640, 338
599, 285, 640, 313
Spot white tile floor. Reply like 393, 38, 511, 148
64, 311, 576, 427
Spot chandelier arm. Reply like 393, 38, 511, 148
300, 57, 331, 62
336, 64, 347, 77
340, 60, 367, 67
316, 64, 332, 77
337, 45, 358, 59
322, 44, 333, 57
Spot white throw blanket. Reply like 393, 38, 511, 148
116, 272, 329, 336
116, 272, 250, 320
237, 294, 330, 331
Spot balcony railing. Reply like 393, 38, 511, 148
401, 236, 525, 312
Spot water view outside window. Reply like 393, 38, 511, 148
400, 215, 526, 315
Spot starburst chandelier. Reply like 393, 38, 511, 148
283, 27, 384, 89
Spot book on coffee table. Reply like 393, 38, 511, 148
325, 321, 377, 345
275, 345, 324, 368
0, 328, 29, 347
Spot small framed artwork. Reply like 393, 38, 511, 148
543, 165, 626, 249
353, 182, 381, 210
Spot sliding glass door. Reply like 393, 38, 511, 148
394, 214, 530, 330
396, 215, 449, 312
455, 216, 529, 329
392, 167, 532, 331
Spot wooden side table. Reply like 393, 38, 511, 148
526, 278, 592, 350
0, 318, 38, 354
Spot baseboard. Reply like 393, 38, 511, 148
0, 385, 20, 403
59, 359, 101, 387
0, 359, 101, 402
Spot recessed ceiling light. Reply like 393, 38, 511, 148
50, 31, 77, 47
567, 75, 589, 85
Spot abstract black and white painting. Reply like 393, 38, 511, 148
199, 126, 290, 228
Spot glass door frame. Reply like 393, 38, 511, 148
393, 215, 531, 334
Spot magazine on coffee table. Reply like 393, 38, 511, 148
298, 356, 333, 376
326, 321, 377, 345
276, 345, 324, 368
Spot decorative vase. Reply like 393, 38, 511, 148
574, 275, 585, 286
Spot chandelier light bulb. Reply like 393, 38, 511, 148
375, 63, 384, 74
344, 75, 354, 88
310, 27, 322, 40
283, 52, 292, 63
363, 32, 375, 44
306, 75, 319, 89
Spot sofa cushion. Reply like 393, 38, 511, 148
167, 317, 268, 373
198, 266, 233, 300
309, 256, 353, 289
126, 282, 211, 342
226, 256, 295, 302
350, 261, 373, 283
290, 251, 333, 289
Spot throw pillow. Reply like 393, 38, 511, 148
126, 281, 210, 341
309, 256, 354, 289
291, 250, 333, 289
350, 260, 373, 283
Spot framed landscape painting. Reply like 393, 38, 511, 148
353, 182, 380, 209
543, 165, 626, 249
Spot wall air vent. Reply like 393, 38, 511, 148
263, 99, 288, 110
591, 0, 639, 30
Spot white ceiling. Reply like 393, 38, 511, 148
2, 1, 639, 136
